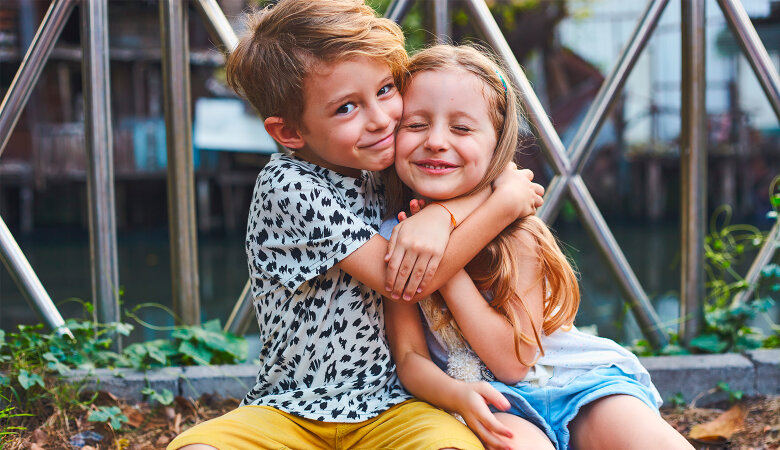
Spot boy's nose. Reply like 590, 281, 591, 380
366, 104, 392, 131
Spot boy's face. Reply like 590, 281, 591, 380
295, 56, 402, 177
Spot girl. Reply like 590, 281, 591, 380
380, 45, 692, 450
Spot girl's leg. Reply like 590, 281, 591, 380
569, 394, 692, 450
494, 412, 554, 450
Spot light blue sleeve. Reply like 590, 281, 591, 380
379, 217, 400, 240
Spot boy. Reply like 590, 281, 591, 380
169, 1, 544, 449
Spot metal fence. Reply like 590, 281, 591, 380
0, 0, 778, 349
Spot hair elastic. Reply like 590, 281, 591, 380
431, 202, 457, 228
496, 70, 508, 99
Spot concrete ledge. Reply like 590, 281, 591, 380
64, 352, 779, 406
67, 367, 182, 403
180, 364, 257, 400
746, 349, 780, 396
639, 353, 755, 404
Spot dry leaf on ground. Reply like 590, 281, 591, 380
689, 403, 747, 441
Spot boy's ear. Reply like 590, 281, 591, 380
264, 117, 305, 150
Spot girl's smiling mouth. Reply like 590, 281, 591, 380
414, 159, 459, 174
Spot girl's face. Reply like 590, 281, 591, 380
395, 69, 497, 200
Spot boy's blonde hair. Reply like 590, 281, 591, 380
389, 44, 580, 366
225, 0, 408, 128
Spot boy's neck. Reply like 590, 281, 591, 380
293, 149, 362, 178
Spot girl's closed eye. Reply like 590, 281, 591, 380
452, 125, 472, 133
402, 121, 428, 130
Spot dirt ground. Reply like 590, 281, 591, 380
4, 393, 779, 449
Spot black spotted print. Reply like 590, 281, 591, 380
241, 153, 410, 422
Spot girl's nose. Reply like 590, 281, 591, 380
424, 124, 448, 152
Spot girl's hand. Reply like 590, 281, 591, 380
492, 163, 544, 218
385, 202, 452, 301
453, 381, 514, 450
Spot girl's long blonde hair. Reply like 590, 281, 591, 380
387, 44, 580, 366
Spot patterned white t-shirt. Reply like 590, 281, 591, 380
242, 153, 411, 421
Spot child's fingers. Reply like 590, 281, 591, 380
397, 211, 408, 222
416, 254, 440, 294
402, 255, 430, 300
409, 199, 421, 215
476, 383, 512, 412
391, 252, 417, 300
470, 418, 511, 450
385, 229, 401, 288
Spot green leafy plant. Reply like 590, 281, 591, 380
668, 392, 686, 409
716, 381, 744, 404
691, 176, 780, 354
88, 406, 128, 430
0, 304, 248, 442
141, 387, 174, 406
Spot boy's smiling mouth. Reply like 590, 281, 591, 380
360, 132, 395, 150
414, 159, 459, 174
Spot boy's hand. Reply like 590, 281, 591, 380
453, 381, 514, 450
492, 163, 544, 219
385, 202, 453, 301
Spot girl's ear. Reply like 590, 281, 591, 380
264, 116, 305, 149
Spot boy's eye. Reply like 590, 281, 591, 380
336, 103, 356, 115
403, 122, 427, 130
377, 83, 394, 96
453, 126, 470, 132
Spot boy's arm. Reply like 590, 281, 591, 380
383, 299, 513, 448
339, 165, 544, 302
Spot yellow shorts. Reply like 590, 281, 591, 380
167, 399, 482, 450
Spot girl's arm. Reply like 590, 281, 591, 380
439, 230, 546, 385
339, 165, 544, 302
383, 299, 514, 449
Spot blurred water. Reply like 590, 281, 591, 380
0, 221, 776, 346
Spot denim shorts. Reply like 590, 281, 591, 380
490, 366, 659, 450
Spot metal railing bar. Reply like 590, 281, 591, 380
432, 0, 450, 42
679, 0, 707, 344
0, 0, 76, 157
537, 175, 566, 223
544, 0, 668, 220
225, 280, 255, 335
568, 176, 669, 347
569, 0, 669, 180
464, 0, 666, 345
160, 0, 201, 325
0, 216, 72, 337
81, 0, 120, 335
731, 221, 780, 306
463, 0, 571, 177
385, 0, 416, 23
717, 0, 780, 121
715, 0, 780, 306
193, 0, 238, 54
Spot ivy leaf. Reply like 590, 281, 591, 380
88, 406, 128, 430
690, 334, 729, 353
178, 341, 212, 365
112, 322, 134, 336
141, 387, 174, 405
18, 370, 45, 390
